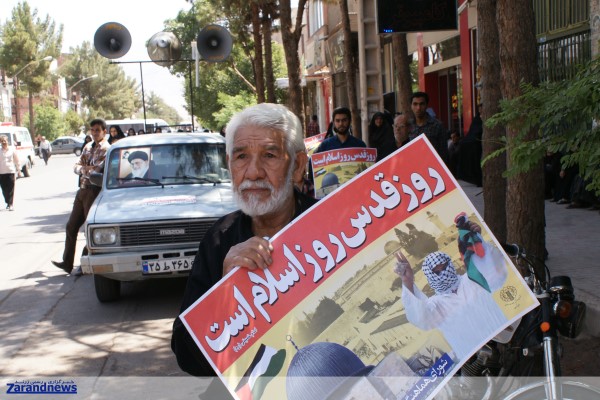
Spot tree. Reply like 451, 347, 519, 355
0, 1, 62, 137
250, 1, 265, 103
487, 57, 600, 197
496, 0, 545, 271
60, 42, 141, 120
144, 92, 181, 124
339, 0, 360, 137
392, 34, 413, 118
279, 0, 308, 120
29, 102, 66, 141
164, 1, 286, 129
64, 109, 84, 135
477, 0, 507, 242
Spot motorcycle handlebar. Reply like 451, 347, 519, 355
501, 243, 522, 257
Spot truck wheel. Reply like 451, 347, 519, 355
22, 160, 31, 177
94, 275, 121, 302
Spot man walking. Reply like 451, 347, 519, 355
39, 136, 52, 165
52, 119, 110, 275
409, 92, 448, 162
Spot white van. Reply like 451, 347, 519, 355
0, 123, 35, 177
105, 118, 171, 135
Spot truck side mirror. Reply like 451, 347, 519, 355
89, 171, 104, 187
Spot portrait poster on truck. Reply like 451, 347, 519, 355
180, 136, 539, 400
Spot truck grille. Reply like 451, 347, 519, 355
119, 219, 217, 246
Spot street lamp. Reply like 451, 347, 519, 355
12, 55, 54, 126
67, 74, 98, 111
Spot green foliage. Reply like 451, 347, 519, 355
144, 92, 182, 124
64, 109, 84, 135
59, 42, 141, 120
487, 57, 600, 195
31, 103, 66, 141
212, 91, 256, 129
0, 1, 62, 95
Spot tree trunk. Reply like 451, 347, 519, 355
251, 2, 265, 103
497, 0, 545, 272
28, 90, 35, 137
339, 0, 360, 137
392, 33, 413, 118
262, 5, 276, 103
279, 0, 307, 121
478, 0, 507, 242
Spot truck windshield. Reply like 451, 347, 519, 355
106, 142, 230, 189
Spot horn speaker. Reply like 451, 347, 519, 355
94, 22, 132, 59
196, 25, 233, 63
147, 31, 182, 67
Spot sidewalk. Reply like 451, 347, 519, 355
459, 180, 600, 337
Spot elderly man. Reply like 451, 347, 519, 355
126, 151, 150, 179
393, 113, 410, 148
171, 104, 317, 382
394, 251, 506, 360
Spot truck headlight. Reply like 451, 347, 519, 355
92, 227, 118, 245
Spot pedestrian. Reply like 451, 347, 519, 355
127, 128, 136, 137
39, 136, 52, 165
393, 113, 410, 148
409, 92, 449, 163
52, 118, 110, 276
313, 107, 366, 153
171, 103, 316, 398
0, 135, 19, 211
306, 114, 320, 137
108, 125, 126, 144
368, 111, 396, 162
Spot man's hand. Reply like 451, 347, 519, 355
393, 251, 415, 293
223, 237, 274, 275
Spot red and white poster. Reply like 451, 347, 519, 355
180, 136, 538, 400
311, 148, 377, 199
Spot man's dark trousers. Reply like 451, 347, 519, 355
62, 186, 100, 267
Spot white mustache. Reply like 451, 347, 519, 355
237, 180, 274, 191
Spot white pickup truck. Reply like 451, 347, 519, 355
81, 133, 238, 302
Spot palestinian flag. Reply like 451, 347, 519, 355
235, 344, 286, 400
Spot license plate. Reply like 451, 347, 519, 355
142, 258, 194, 274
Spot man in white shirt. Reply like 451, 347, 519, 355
39, 136, 52, 165
395, 251, 507, 360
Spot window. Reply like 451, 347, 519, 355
309, 0, 324, 37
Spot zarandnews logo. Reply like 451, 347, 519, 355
6, 379, 77, 394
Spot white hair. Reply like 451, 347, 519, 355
225, 103, 306, 162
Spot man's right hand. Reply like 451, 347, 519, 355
223, 236, 274, 276
393, 251, 415, 293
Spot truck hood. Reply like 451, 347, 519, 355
88, 183, 238, 224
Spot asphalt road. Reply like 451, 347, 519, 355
0, 155, 192, 382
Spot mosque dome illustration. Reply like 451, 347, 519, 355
321, 172, 339, 188
286, 342, 373, 400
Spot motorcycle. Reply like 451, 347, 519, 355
440, 243, 599, 400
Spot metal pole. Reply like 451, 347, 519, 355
13, 77, 20, 126
188, 61, 194, 132
139, 62, 148, 132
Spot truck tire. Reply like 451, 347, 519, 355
22, 160, 31, 177
94, 275, 121, 302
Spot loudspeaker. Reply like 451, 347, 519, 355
147, 31, 182, 67
196, 25, 232, 63
94, 22, 132, 59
